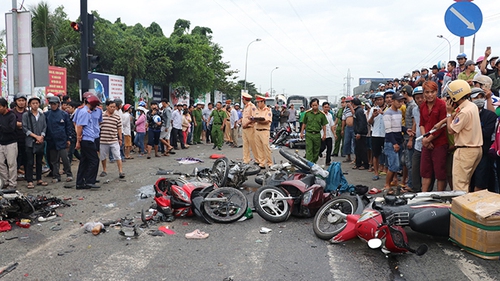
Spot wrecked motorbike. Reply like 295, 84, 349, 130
0, 189, 35, 220
332, 207, 429, 256
313, 191, 465, 241
272, 123, 296, 146
147, 169, 248, 224
253, 149, 331, 222
214, 158, 260, 188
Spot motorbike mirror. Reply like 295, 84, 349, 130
368, 238, 383, 249
416, 244, 428, 256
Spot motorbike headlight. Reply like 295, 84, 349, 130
176, 188, 189, 202
302, 189, 313, 205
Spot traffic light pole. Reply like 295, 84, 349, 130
80, 0, 89, 94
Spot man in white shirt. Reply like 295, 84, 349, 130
367, 92, 386, 180
230, 103, 241, 147
171, 104, 186, 149
319, 102, 335, 166
202, 103, 213, 144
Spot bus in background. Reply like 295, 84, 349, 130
287, 95, 309, 110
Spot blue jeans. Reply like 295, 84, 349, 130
134, 132, 146, 154
343, 126, 355, 156
384, 142, 401, 172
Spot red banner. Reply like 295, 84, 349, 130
45, 66, 67, 95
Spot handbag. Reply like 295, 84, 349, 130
28, 111, 45, 154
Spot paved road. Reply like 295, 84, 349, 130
1, 141, 499, 281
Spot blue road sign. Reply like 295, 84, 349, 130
445, 2, 482, 37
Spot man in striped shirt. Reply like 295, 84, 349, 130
100, 100, 125, 179
383, 92, 413, 193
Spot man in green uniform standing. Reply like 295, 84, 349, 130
193, 102, 204, 144
300, 98, 328, 163
207, 101, 226, 150
332, 96, 346, 157
298, 105, 306, 133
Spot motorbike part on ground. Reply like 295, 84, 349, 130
313, 194, 358, 240
185, 229, 209, 239
279, 149, 310, 172
226, 161, 261, 188
202, 187, 247, 223
259, 227, 272, 234
253, 186, 291, 222
212, 157, 229, 187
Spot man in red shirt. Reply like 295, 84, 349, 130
419, 81, 448, 192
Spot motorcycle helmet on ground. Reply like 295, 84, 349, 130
447, 80, 471, 102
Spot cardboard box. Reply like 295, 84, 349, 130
451, 190, 500, 227
450, 190, 500, 260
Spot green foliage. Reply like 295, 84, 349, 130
28, 3, 244, 104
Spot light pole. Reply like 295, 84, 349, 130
244, 38, 262, 90
437, 35, 451, 62
377, 70, 385, 77
270, 67, 279, 97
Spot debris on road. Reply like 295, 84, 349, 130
83, 222, 105, 235
259, 227, 272, 234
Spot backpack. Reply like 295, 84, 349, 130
325, 162, 355, 193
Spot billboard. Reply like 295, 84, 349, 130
1, 58, 7, 98
88, 72, 125, 103
46, 66, 67, 94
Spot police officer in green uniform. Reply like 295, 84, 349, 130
300, 98, 328, 163
208, 101, 226, 150
333, 96, 345, 156
193, 102, 204, 144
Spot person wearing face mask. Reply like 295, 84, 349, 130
469, 87, 497, 192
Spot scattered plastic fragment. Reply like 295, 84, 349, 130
259, 227, 272, 234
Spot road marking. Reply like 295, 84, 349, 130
437, 243, 496, 281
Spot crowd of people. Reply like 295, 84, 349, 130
315, 50, 500, 194
0, 93, 251, 190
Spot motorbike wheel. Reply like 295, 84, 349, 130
212, 157, 229, 187
203, 187, 248, 223
279, 149, 310, 171
313, 195, 358, 240
243, 164, 261, 176
253, 185, 290, 223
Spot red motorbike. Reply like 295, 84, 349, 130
330, 207, 427, 255
253, 149, 333, 222
147, 158, 248, 224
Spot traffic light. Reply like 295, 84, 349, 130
87, 14, 95, 48
88, 55, 99, 72
70, 21, 82, 32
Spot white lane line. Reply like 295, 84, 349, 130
437, 243, 497, 281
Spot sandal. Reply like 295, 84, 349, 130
27, 182, 35, 189
37, 181, 48, 186
185, 229, 209, 239
100, 171, 107, 177
383, 187, 395, 195
66, 177, 73, 182
155, 154, 161, 157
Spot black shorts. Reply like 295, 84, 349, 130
472, 155, 492, 190
371, 137, 385, 158
147, 129, 161, 146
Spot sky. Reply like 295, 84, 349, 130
1, 0, 499, 101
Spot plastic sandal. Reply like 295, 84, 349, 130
37, 181, 48, 186
27, 182, 35, 189
185, 229, 209, 239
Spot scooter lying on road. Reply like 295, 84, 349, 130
215, 158, 261, 188
272, 123, 294, 146
253, 149, 334, 222
313, 191, 466, 241
334, 206, 429, 256
0, 189, 34, 220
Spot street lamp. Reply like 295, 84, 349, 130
437, 35, 451, 62
270, 67, 279, 97
244, 38, 262, 90
377, 70, 385, 77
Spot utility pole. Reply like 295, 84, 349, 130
344, 69, 353, 96
80, 0, 89, 93
11, 0, 19, 95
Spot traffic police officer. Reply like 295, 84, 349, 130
242, 93, 259, 164
208, 101, 226, 150
253, 95, 272, 168
445, 80, 482, 192
300, 98, 328, 163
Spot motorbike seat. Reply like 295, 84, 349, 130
383, 194, 407, 206
301, 174, 316, 187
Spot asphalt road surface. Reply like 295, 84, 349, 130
1, 140, 499, 281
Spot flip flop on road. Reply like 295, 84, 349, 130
368, 187, 382, 194
185, 229, 209, 239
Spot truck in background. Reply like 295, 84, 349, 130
287, 95, 309, 110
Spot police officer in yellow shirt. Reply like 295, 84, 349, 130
242, 93, 259, 164
252, 95, 272, 168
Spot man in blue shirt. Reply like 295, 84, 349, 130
74, 94, 102, 189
